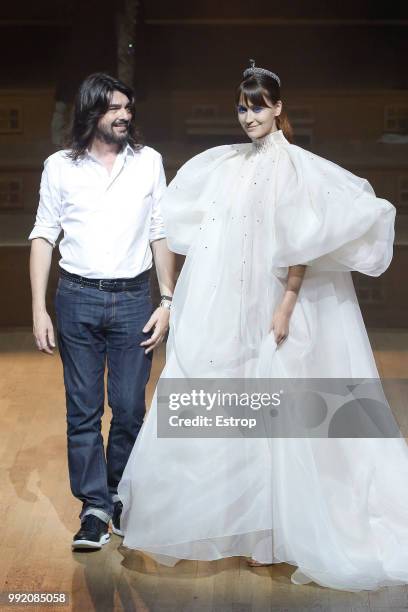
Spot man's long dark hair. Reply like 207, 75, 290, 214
66, 73, 143, 160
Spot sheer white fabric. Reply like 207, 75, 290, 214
118, 130, 408, 591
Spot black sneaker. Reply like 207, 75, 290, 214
111, 501, 124, 537
72, 515, 110, 550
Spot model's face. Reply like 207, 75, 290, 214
95, 90, 133, 145
237, 94, 282, 140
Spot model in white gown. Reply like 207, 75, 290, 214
118, 84, 408, 591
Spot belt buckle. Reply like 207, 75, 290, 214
99, 279, 116, 291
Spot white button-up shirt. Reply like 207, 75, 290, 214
28, 144, 167, 278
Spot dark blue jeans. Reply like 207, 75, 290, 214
54, 273, 153, 524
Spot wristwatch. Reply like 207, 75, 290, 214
160, 295, 173, 310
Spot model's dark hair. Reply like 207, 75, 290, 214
235, 73, 294, 143
66, 72, 143, 160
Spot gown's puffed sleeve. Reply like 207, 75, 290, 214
271, 145, 396, 277
161, 144, 241, 255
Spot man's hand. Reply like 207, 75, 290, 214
33, 309, 56, 354
140, 306, 170, 354
30, 237, 54, 354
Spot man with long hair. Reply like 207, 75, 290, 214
28, 73, 176, 550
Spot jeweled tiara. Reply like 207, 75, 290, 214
242, 59, 281, 87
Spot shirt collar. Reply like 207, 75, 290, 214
85, 142, 135, 162
123, 143, 136, 157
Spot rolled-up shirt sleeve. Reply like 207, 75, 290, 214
149, 152, 167, 242
28, 155, 62, 247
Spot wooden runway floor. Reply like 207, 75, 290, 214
1, 328, 408, 612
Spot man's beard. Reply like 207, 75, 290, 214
95, 122, 130, 145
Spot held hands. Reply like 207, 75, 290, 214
33, 309, 56, 354
140, 306, 170, 354
269, 307, 291, 347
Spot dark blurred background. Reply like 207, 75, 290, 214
1, 0, 407, 327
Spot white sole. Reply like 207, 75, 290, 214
72, 532, 110, 550
111, 524, 124, 537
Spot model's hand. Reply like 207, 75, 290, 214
269, 308, 291, 346
140, 307, 170, 354
33, 309, 56, 354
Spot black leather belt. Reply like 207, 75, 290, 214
59, 266, 150, 292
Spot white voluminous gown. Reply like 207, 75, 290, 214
118, 129, 408, 591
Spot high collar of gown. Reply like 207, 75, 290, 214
251, 129, 288, 154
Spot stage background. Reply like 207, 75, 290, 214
0, 0, 407, 327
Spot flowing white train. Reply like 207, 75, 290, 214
118, 130, 408, 592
